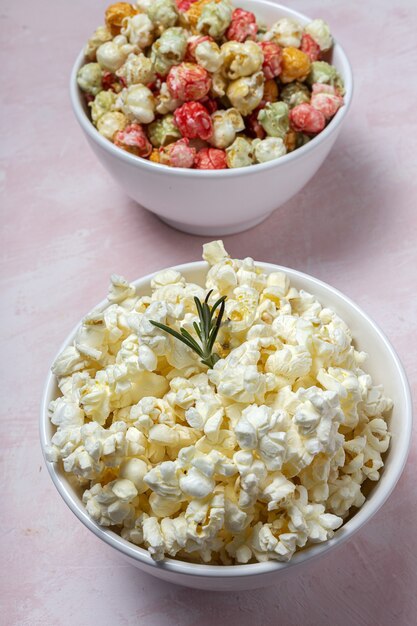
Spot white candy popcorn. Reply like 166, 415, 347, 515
121, 13, 154, 49
116, 52, 156, 86
84, 25, 112, 62
97, 111, 128, 140
227, 71, 265, 116
221, 41, 264, 80
253, 137, 287, 163
194, 39, 222, 73
265, 17, 303, 48
48, 242, 392, 565
305, 19, 333, 52
116, 84, 156, 124
96, 40, 131, 73
209, 108, 245, 149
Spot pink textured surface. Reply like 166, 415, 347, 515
1, 0, 417, 624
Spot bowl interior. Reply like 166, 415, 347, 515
40, 261, 412, 579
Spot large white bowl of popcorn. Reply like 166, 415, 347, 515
40, 242, 412, 590
70, 0, 353, 235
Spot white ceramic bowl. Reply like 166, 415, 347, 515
40, 261, 412, 591
70, 0, 353, 236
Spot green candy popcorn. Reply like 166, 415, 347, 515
89, 90, 117, 125
307, 61, 345, 94
148, 114, 182, 147
197, 0, 233, 39
151, 27, 188, 76
147, 0, 179, 30
280, 82, 311, 109
257, 102, 289, 139
77, 63, 103, 96
226, 136, 254, 168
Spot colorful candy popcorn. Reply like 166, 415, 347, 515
167, 62, 211, 100
90, 90, 117, 124
305, 19, 333, 52
289, 103, 326, 134
147, 0, 179, 30
252, 136, 287, 162
226, 8, 258, 42
258, 101, 289, 139
113, 122, 153, 156
105, 3, 138, 36
209, 108, 244, 148
264, 17, 302, 48
226, 136, 254, 167
78, 1, 344, 168
159, 137, 196, 166
148, 114, 182, 146
195, 147, 227, 168
221, 40, 263, 80
116, 84, 156, 123
227, 71, 265, 116
151, 27, 188, 76
174, 101, 213, 140
258, 41, 282, 80
310, 84, 344, 119
280, 47, 311, 83
77, 63, 103, 96
280, 81, 311, 109
300, 33, 321, 62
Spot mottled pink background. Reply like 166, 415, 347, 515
2, 0, 417, 624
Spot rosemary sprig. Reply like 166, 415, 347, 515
150, 290, 226, 368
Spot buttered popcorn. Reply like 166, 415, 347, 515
77, 1, 345, 168
47, 242, 392, 564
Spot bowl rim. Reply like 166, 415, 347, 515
40, 260, 412, 580
70, 0, 354, 178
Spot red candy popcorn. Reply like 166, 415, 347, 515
102, 71, 124, 92
289, 103, 326, 134
258, 41, 282, 80
310, 83, 344, 119
113, 124, 152, 157
159, 138, 196, 168
195, 147, 227, 169
167, 63, 211, 101
174, 101, 213, 140
186, 35, 213, 62
300, 34, 321, 62
226, 8, 258, 42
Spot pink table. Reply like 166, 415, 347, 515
2, 1, 417, 624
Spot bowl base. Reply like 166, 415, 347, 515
158, 212, 272, 236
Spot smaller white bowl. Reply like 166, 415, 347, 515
70, 0, 353, 236
40, 262, 412, 591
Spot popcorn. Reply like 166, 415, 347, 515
197, 0, 233, 38
195, 147, 227, 169
79, 1, 344, 168
147, 0, 179, 30
105, 3, 138, 36
167, 62, 211, 101
227, 71, 265, 116
121, 13, 154, 48
280, 47, 311, 84
173, 101, 213, 140
258, 101, 289, 139
116, 84, 156, 123
226, 8, 258, 42
221, 40, 264, 80
77, 63, 103, 96
90, 90, 117, 124
116, 52, 156, 86
253, 136, 287, 163
265, 18, 303, 48
152, 37, 186, 80
305, 19, 333, 52
113, 123, 153, 157
289, 103, 326, 134
209, 108, 244, 149
148, 114, 182, 147
48, 241, 391, 564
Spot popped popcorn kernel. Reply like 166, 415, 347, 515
105, 3, 138, 36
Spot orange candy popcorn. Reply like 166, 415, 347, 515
280, 47, 311, 84
105, 3, 138, 36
